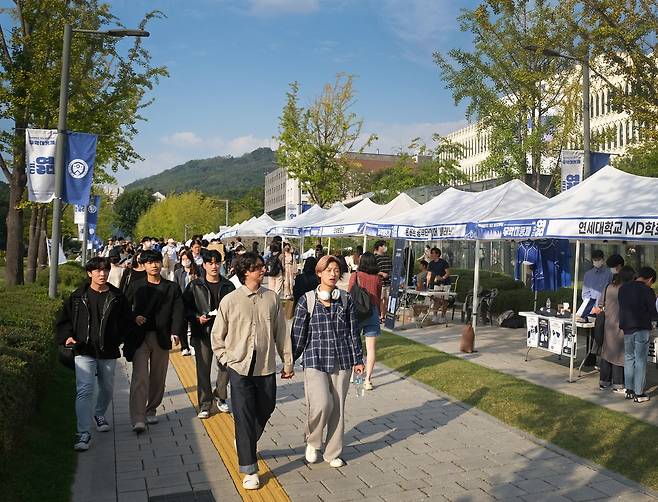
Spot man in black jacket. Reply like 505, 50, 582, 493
56, 257, 135, 451
125, 250, 185, 432
618, 266, 657, 403
183, 250, 235, 418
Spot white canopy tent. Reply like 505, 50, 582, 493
219, 214, 275, 240
267, 202, 347, 237
305, 198, 383, 237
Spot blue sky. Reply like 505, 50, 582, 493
56, 1, 482, 184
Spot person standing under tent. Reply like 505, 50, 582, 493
211, 252, 294, 490
348, 252, 382, 390
598, 256, 627, 393
583, 250, 613, 306
373, 240, 392, 322
618, 266, 657, 403
427, 247, 451, 323
292, 255, 365, 469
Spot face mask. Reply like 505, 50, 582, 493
592, 260, 604, 268
182, 259, 191, 267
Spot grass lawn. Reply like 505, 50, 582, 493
0, 363, 77, 502
378, 330, 658, 491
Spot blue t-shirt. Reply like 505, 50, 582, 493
428, 258, 449, 285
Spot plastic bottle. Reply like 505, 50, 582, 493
353, 373, 365, 397
546, 297, 551, 311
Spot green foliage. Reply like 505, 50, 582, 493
135, 192, 226, 240
614, 144, 658, 178
126, 148, 278, 200
229, 186, 264, 225
275, 75, 377, 206
35, 262, 86, 290
113, 188, 156, 237
434, 0, 580, 189
0, 284, 63, 456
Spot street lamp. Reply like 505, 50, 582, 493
216, 199, 230, 227
48, 24, 150, 298
523, 45, 590, 179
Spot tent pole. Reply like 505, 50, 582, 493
299, 235, 304, 264
264, 236, 268, 254
328, 237, 332, 254
363, 234, 367, 251
569, 239, 581, 383
471, 239, 481, 337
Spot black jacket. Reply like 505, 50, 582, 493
293, 273, 319, 303
182, 276, 235, 338
618, 280, 657, 334
124, 277, 185, 360
55, 283, 134, 359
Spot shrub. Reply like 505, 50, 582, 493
0, 285, 63, 456
35, 261, 86, 290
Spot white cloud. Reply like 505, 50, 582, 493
361, 119, 468, 154
246, 0, 320, 15
161, 131, 203, 147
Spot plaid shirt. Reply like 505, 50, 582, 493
292, 291, 364, 372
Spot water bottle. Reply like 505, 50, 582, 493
353, 373, 365, 397
546, 297, 551, 311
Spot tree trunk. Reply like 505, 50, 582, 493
25, 206, 39, 283
38, 207, 48, 270
4, 122, 28, 286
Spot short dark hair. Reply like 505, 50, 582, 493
419, 259, 428, 269
203, 249, 223, 263
273, 235, 282, 243
85, 256, 110, 273
270, 243, 281, 254
592, 249, 604, 260
606, 254, 624, 268
191, 238, 202, 247
373, 240, 386, 251
358, 252, 380, 275
141, 236, 151, 243
355, 245, 363, 255
431, 247, 442, 256
335, 255, 349, 275
638, 266, 657, 282
139, 249, 163, 264
302, 256, 317, 275
235, 252, 263, 284
619, 266, 635, 284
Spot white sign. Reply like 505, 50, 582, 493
26, 128, 58, 202
526, 315, 539, 347
46, 238, 68, 265
549, 318, 565, 354
560, 150, 583, 192
74, 204, 86, 224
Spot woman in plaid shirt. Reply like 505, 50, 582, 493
292, 255, 365, 468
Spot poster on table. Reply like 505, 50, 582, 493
526, 315, 539, 347
562, 323, 575, 357
25, 128, 57, 203
384, 239, 406, 330
548, 318, 565, 355
538, 318, 550, 349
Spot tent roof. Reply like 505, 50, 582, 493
267, 203, 347, 236
369, 193, 420, 223
221, 213, 277, 239
306, 198, 383, 237
477, 166, 658, 241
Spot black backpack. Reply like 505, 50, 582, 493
264, 253, 282, 277
351, 273, 373, 321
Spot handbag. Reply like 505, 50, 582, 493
58, 344, 76, 370
593, 286, 607, 347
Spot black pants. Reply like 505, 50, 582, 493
228, 368, 276, 474
180, 323, 190, 351
599, 358, 624, 388
190, 335, 229, 410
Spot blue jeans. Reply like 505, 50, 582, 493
74, 355, 116, 433
624, 330, 650, 395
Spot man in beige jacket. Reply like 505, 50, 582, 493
211, 251, 294, 490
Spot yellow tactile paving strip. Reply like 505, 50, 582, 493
169, 349, 291, 502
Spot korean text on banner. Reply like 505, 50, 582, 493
73, 204, 86, 224
25, 128, 57, 202
63, 132, 97, 205
560, 150, 583, 191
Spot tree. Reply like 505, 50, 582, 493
230, 187, 264, 225
275, 74, 377, 207
434, 0, 580, 190
0, 1, 168, 285
134, 192, 225, 241
113, 189, 156, 237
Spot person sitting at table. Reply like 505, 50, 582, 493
427, 247, 450, 323
416, 260, 429, 291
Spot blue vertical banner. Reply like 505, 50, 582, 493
384, 239, 407, 330
63, 131, 97, 204
87, 195, 101, 226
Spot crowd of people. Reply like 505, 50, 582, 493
56, 233, 431, 490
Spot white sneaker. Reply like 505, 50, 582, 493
93, 415, 111, 432
328, 458, 345, 468
305, 444, 318, 463
189, 346, 196, 356
74, 432, 92, 451
243, 473, 259, 490
181, 348, 191, 356
132, 422, 146, 433
197, 410, 210, 419
145, 415, 158, 425
217, 399, 230, 413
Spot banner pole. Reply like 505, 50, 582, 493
569, 239, 581, 383
471, 239, 481, 337
81, 203, 89, 263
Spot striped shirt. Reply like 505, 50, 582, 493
375, 254, 392, 286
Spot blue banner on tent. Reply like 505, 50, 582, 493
63, 131, 97, 205
87, 195, 101, 227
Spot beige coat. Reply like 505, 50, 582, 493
211, 285, 293, 376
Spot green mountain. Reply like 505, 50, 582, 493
125, 147, 278, 198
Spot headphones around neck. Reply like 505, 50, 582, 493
317, 287, 340, 301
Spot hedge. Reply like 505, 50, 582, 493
0, 265, 83, 456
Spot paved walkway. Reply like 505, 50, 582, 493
71, 344, 658, 502
391, 320, 658, 426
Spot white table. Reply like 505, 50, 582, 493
402, 288, 458, 327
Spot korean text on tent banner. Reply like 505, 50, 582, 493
63, 132, 97, 205
73, 204, 86, 224
25, 128, 57, 203
87, 195, 101, 227
560, 150, 610, 191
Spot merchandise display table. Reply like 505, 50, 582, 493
402, 288, 458, 327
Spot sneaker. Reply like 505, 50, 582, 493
181, 348, 191, 356
243, 473, 260, 490
189, 346, 196, 356
625, 390, 636, 400
94, 415, 111, 432
364, 380, 374, 391
634, 394, 650, 403
74, 432, 91, 451
599, 384, 609, 391
612, 388, 626, 395
217, 399, 230, 413
305, 444, 318, 463
328, 458, 345, 468
132, 422, 146, 433
197, 410, 210, 419
145, 415, 158, 425
431, 315, 439, 323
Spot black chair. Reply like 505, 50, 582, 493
462, 288, 499, 325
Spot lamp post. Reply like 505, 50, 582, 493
216, 199, 229, 227
48, 25, 149, 298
